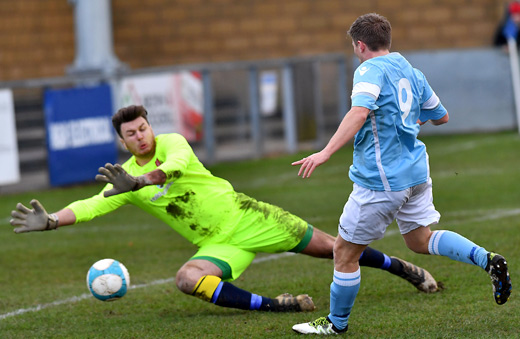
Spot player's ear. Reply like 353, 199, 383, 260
358, 40, 366, 52
119, 138, 128, 150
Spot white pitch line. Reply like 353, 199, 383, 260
429, 134, 516, 156
448, 208, 520, 226
1, 216, 12, 224
252, 252, 295, 263
2, 207, 519, 321
0, 252, 295, 321
0, 293, 93, 320
0, 229, 435, 321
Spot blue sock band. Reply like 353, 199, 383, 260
249, 293, 263, 310
381, 254, 392, 269
428, 230, 488, 269
328, 269, 360, 331
359, 247, 391, 270
210, 282, 224, 303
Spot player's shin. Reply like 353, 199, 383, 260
191, 275, 272, 311
428, 230, 488, 268
359, 246, 393, 270
191, 275, 315, 311
191, 275, 222, 302
328, 268, 360, 331
428, 230, 512, 305
360, 247, 439, 293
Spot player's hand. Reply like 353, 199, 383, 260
291, 151, 330, 178
10, 199, 58, 233
95, 163, 146, 197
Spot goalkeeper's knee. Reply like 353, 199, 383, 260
191, 275, 222, 302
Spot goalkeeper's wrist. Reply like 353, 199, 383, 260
46, 213, 59, 230
132, 175, 151, 191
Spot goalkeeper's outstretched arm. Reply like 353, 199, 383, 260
10, 200, 77, 233
10, 163, 167, 233
95, 163, 166, 197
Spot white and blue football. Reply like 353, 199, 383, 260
86, 259, 130, 301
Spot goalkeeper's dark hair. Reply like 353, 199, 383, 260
348, 13, 391, 51
112, 105, 150, 137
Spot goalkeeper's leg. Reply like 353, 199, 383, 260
176, 260, 314, 312
359, 247, 439, 292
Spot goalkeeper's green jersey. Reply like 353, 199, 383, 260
66, 133, 307, 247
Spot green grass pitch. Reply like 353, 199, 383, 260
0, 131, 519, 338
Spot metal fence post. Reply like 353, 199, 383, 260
248, 66, 263, 157
312, 60, 325, 147
337, 58, 348, 121
282, 63, 297, 153
202, 70, 216, 164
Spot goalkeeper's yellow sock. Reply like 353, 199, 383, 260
191, 275, 222, 302
191, 275, 272, 310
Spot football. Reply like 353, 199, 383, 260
86, 258, 130, 301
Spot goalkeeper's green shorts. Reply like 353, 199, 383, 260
190, 193, 313, 281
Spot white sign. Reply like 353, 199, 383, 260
0, 89, 20, 185
49, 117, 114, 151
118, 71, 203, 141
260, 71, 278, 116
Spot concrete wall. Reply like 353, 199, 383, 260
403, 48, 517, 134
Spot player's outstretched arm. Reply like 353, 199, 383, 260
96, 163, 145, 197
9, 199, 75, 233
291, 150, 331, 179
292, 106, 370, 178
95, 163, 166, 197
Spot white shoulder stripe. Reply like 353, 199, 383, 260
422, 92, 440, 110
352, 82, 381, 99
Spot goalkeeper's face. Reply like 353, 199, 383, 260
119, 117, 156, 160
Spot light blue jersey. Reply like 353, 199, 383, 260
349, 52, 447, 191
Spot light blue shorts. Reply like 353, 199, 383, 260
338, 178, 440, 245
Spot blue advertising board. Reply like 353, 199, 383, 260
44, 84, 117, 186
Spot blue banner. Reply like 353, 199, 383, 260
44, 84, 117, 186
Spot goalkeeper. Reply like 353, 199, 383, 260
10, 105, 439, 313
